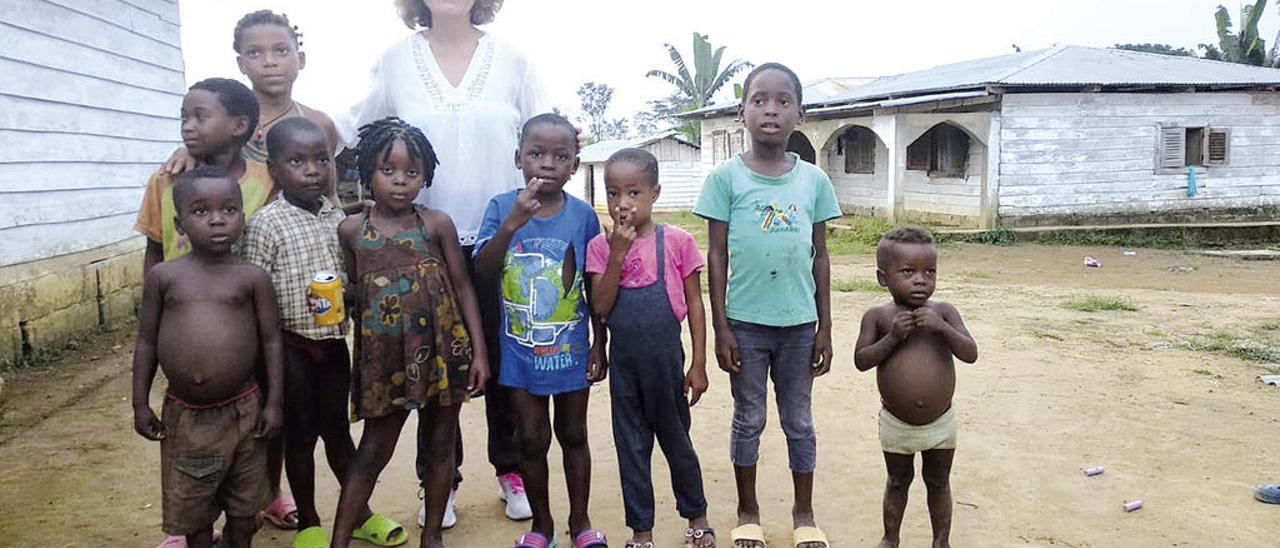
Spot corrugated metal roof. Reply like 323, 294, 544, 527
579, 130, 698, 164
685, 76, 875, 117
821, 45, 1280, 106
684, 45, 1280, 119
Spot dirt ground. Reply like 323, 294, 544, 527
1, 243, 1278, 547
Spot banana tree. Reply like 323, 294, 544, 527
646, 33, 754, 140
1200, 0, 1276, 66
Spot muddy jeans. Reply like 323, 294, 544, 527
728, 320, 818, 473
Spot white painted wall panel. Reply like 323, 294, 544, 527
0, 24, 185, 94
0, 187, 142, 230
998, 92, 1280, 220
0, 162, 157, 193
0, 95, 178, 142
1, 0, 183, 70
0, 59, 183, 118
0, 0, 181, 267
0, 213, 139, 266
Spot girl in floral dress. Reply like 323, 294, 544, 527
331, 117, 489, 548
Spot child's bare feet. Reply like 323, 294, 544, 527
876, 538, 900, 548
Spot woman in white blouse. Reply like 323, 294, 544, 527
336, 0, 543, 538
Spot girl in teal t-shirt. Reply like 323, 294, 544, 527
692, 63, 841, 548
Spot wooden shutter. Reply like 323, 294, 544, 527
711, 131, 726, 165
906, 132, 931, 171
1206, 128, 1230, 166
1158, 126, 1186, 170
844, 128, 876, 174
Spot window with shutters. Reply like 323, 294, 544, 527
906, 123, 969, 178
1158, 125, 1230, 172
840, 126, 876, 174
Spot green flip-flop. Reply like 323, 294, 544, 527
293, 526, 329, 548
352, 513, 408, 547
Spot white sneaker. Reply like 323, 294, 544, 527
417, 489, 458, 529
498, 472, 533, 521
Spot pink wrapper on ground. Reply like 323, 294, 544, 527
1084, 466, 1105, 476
1123, 500, 1144, 512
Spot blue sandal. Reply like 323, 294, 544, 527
1256, 484, 1280, 504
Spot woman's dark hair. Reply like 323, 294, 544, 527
233, 10, 302, 53
740, 62, 804, 107
395, 0, 503, 29
188, 78, 259, 144
354, 117, 440, 192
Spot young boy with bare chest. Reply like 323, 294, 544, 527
132, 167, 285, 548
853, 226, 978, 548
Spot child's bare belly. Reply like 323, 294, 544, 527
156, 304, 261, 405
877, 339, 956, 425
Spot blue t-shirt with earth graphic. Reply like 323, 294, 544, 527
475, 190, 600, 395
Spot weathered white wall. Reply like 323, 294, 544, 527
819, 122, 888, 214
586, 160, 703, 212
0, 0, 185, 265
998, 92, 1280, 224
0, 0, 184, 366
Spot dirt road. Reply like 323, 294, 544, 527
1, 243, 1277, 547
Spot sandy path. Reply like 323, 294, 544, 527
1, 244, 1277, 547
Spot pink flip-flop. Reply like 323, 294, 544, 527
262, 496, 299, 530
156, 536, 186, 548
515, 532, 555, 548
574, 529, 608, 548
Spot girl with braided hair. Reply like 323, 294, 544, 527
331, 117, 490, 548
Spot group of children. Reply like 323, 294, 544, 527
129, 10, 978, 548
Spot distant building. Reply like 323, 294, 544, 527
570, 130, 702, 211
0, 0, 185, 366
685, 46, 1280, 228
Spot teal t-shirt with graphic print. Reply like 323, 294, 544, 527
693, 153, 842, 327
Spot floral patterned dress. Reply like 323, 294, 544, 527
351, 208, 472, 419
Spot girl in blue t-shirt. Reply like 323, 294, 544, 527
692, 63, 842, 548
474, 113, 608, 548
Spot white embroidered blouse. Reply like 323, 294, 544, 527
337, 32, 550, 245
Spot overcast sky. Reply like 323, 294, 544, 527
179, 0, 1277, 127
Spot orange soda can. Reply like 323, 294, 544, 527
308, 271, 345, 326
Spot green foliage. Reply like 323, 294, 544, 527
1199, 0, 1279, 66
647, 33, 753, 110
946, 227, 1016, 246
1185, 330, 1280, 364
832, 279, 886, 293
1063, 295, 1140, 312
577, 82, 629, 141
1113, 43, 1198, 57
653, 211, 708, 247
825, 217, 898, 256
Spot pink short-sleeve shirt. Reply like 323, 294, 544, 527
586, 224, 704, 322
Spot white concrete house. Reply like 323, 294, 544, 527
0, 0, 185, 365
686, 46, 1280, 228
571, 130, 702, 211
